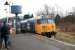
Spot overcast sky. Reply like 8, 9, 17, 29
0, 0, 75, 19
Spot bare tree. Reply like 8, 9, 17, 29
69, 7, 75, 15
36, 4, 55, 18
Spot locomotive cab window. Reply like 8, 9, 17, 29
48, 19, 55, 24
37, 19, 41, 24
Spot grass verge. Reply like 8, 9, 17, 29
56, 32, 75, 44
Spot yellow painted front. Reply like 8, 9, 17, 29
35, 24, 56, 34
